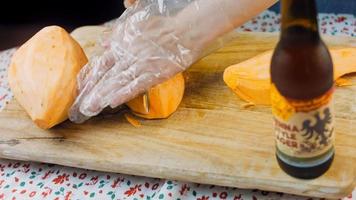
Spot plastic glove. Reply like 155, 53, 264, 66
124, 0, 136, 8
69, 0, 277, 123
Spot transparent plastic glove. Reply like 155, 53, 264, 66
69, 0, 277, 123
124, 0, 136, 8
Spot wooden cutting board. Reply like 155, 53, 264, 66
0, 32, 355, 199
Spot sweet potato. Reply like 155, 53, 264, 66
224, 48, 356, 105
8, 26, 88, 129
127, 73, 185, 119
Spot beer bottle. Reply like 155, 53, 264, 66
271, 0, 334, 179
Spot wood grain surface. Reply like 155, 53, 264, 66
0, 32, 355, 199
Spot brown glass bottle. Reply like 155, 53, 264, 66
271, 0, 335, 179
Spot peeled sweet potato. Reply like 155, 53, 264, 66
127, 73, 185, 119
8, 26, 88, 129
223, 48, 356, 105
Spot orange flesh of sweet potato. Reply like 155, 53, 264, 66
126, 73, 185, 119
223, 48, 356, 105
8, 26, 88, 129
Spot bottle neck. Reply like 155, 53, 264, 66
280, 0, 320, 40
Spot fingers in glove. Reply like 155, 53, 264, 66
77, 54, 141, 117
77, 50, 117, 92
79, 56, 184, 117
109, 74, 154, 109
80, 72, 154, 117
79, 66, 142, 116
69, 50, 117, 123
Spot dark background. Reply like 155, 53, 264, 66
270, 0, 356, 15
0, 0, 354, 51
0, 0, 126, 50
270, 0, 355, 14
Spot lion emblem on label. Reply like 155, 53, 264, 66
301, 108, 333, 146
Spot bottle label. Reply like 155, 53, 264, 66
271, 84, 334, 158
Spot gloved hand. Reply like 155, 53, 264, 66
123, 0, 136, 8
69, 0, 277, 123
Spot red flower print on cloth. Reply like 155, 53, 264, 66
41, 187, 53, 198
42, 170, 54, 180
0, 164, 5, 172
86, 176, 99, 186
124, 184, 142, 197
197, 195, 210, 200
52, 174, 69, 184
219, 191, 228, 199
180, 184, 190, 195
111, 177, 124, 188
335, 16, 347, 23
64, 191, 72, 200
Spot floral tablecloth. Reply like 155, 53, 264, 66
0, 11, 355, 200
